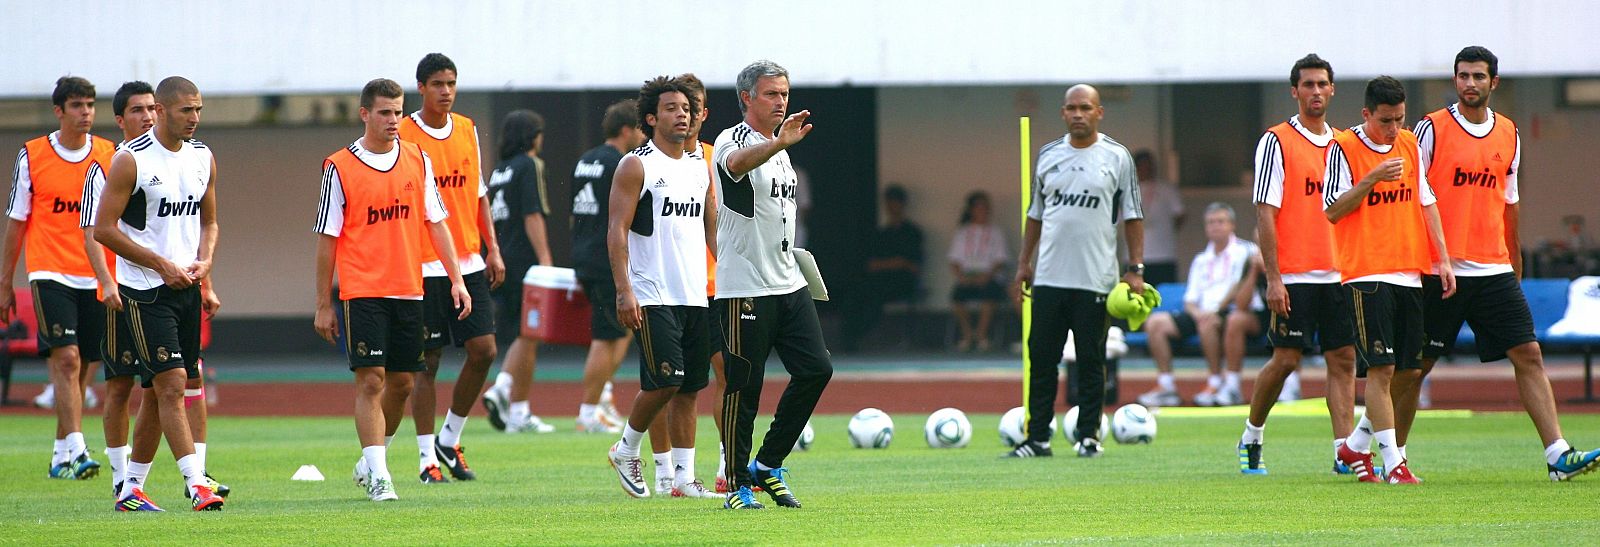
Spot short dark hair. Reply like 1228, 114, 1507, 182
959, 191, 990, 225
602, 99, 639, 139
360, 78, 404, 109
1364, 76, 1406, 111
416, 53, 457, 84
498, 109, 544, 161
884, 184, 908, 204
677, 73, 707, 100
636, 76, 697, 137
1290, 53, 1333, 87
113, 81, 155, 117
1455, 46, 1499, 78
52, 76, 95, 108
155, 76, 199, 106
1133, 149, 1155, 167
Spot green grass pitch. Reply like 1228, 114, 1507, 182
2, 409, 1598, 545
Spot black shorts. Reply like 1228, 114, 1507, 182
120, 285, 202, 388
1266, 282, 1357, 351
342, 297, 425, 372
636, 305, 711, 392
422, 271, 496, 349
1423, 272, 1536, 362
31, 280, 104, 361
579, 277, 628, 341
1348, 281, 1425, 377
951, 280, 1007, 303
102, 306, 140, 381
491, 265, 527, 345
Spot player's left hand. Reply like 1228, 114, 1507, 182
451, 281, 472, 320
184, 259, 212, 282
485, 250, 506, 290
202, 286, 222, 317
1122, 272, 1145, 295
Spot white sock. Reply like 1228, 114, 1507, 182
1333, 438, 1346, 459
1206, 374, 1223, 391
52, 438, 68, 465
125, 460, 152, 496
1399, 445, 1408, 463
177, 453, 204, 490
384, 435, 394, 448
1284, 371, 1301, 393
440, 411, 467, 447
194, 442, 207, 472
510, 401, 530, 425
579, 404, 598, 420
1547, 439, 1572, 466
671, 447, 695, 485
754, 460, 774, 472
1348, 414, 1374, 452
417, 434, 438, 469
1037, 441, 1051, 449
1157, 373, 1176, 393
495, 371, 513, 391
65, 432, 86, 459
653, 452, 673, 481
105, 446, 130, 485
1241, 420, 1264, 445
1375, 429, 1402, 467
717, 444, 727, 477
618, 425, 645, 459
362, 445, 391, 481
1224, 371, 1241, 392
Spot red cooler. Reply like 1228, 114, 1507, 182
521, 266, 592, 345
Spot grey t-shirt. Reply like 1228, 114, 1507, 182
1026, 133, 1142, 293
712, 122, 807, 298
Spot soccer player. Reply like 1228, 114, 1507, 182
1237, 54, 1361, 475
398, 53, 513, 484
4, 76, 114, 482
1396, 46, 1600, 480
94, 76, 223, 510
571, 99, 646, 436
715, 60, 833, 510
485, 106, 554, 435
84, 81, 229, 505
1324, 76, 1453, 484
603, 75, 718, 501
314, 78, 468, 501
1008, 84, 1144, 459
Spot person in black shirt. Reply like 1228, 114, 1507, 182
483, 109, 556, 434
571, 100, 646, 434
842, 184, 925, 351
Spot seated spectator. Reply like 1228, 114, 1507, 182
843, 185, 924, 351
1136, 150, 1185, 285
1138, 202, 1263, 407
948, 191, 1009, 352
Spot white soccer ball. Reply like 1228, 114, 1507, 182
998, 406, 1055, 447
794, 421, 815, 451
923, 408, 972, 449
1111, 403, 1157, 444
848, 408, 894, 449
1063, 405, 1110, 443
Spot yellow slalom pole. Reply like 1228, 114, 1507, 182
1019, 116, 1032, 421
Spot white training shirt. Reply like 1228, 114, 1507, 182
112, 129, 213, 291
1026, 133, 1142, 293
1139, 179, 1183, 263
712, 122, 807, 298
1183, 235, 1264, 311
314, 139, 449, 300
1251, 115, 1341, 285
1322, 125, 1437, 288
9, 131, 98, 289
409, 111, 488, 278
1414, 104, 1521, 278
947, 223, 1009, 276
624, 140, 710, 308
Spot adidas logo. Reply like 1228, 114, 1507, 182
147, 175, 163, 186
1493, 152, 1503, 161
653, 178, 668, 188
573, 183, 598, 215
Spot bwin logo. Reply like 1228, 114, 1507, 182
1452, 167, 1499, 189
366, 199, 412, 225
1048, 189, 1100, 209
51, 197, 81, 213
660, 197, 702, 217
1365, 184, 1413, 206
1303, 177, 1323, 196
157, 196, 201, 217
